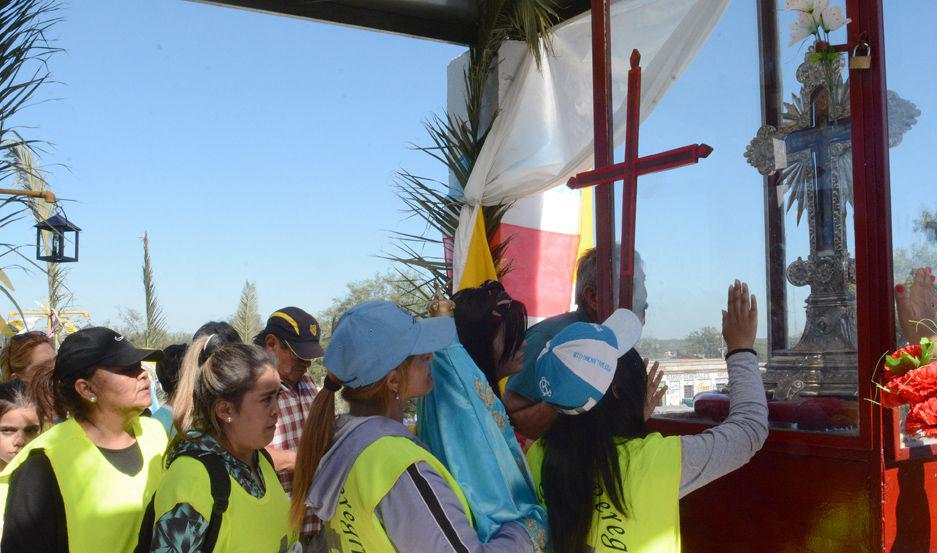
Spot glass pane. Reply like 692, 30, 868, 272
634, 1, 858, 433
883, 1, 937, 449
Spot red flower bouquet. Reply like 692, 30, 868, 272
884, 339, 933, 381
879, 338, 937, 436
906, 397, 937, 438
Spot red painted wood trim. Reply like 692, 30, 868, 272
590, 0, 615, 323
757, 0, 790, 353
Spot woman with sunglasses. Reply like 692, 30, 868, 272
1, 331, 55, 383
0, 327, 167, 553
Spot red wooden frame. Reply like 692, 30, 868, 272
590, 0, 616, 324
595, 2, 934, 547
646, 0, 889, 458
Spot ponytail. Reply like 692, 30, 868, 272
290, 373, 339, 529
167, 336, 208, 454
290, 357, 417, 530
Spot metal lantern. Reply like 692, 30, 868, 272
35, 213, 80, 263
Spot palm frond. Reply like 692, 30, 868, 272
10, 143, 71, 317
0, 0, 62, 321
230, 280, 263, 343
141, 232, 166, 348
387, 0, 558, 298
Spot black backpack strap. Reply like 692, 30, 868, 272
258, 447, 274, 471
190, 451, 230, 553
159, 450, 270, 553
132, 496, 157, 553
132, 451, 230, 553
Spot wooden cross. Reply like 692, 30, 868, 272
781, 88, 851, 253
568, 39, 712, 319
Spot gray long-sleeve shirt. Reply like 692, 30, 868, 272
678, 351, 769, 497
306, 415, 533, 553
377, 461, 533, 552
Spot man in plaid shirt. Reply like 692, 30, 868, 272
256, 307, 324, 540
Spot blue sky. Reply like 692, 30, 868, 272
8, 0, 463, 332
5, 1, 935, 339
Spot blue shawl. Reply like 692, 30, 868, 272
417, 343, 547, 549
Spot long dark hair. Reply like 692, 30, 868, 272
540, 349, 649, 553
452, 280, 527, 394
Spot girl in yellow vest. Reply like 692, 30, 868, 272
1, 326, 167, 553
291, 300, 535, 552
526, 280, 769, 553
147, 335, 298, 552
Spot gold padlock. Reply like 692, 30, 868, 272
850, 42, 872, 70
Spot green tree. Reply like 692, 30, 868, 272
915, 208, 936, 244
112, 308, 145, 345
230, 280, 263, 343
636, 336, 665, 357
310, 271, 427, 384
685, 326, 724, 358
141, 232, 166, 348
893, 210, 937, 283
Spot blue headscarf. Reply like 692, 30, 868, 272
417, 343, 547, 549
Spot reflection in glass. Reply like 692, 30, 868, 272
883, 2, 936, 449
637, 2, 889, 434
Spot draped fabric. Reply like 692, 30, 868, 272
416, 344, 547, 549
452, 0, 730, 287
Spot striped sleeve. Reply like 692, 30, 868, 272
377, 462, 533, 553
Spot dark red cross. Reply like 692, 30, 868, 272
568, 42, 712, 319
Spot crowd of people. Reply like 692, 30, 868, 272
0, 253, 932, 553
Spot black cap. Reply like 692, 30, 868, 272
259, 307, 324, 361
53, 327, 163, 380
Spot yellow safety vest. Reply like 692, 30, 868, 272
0, 416, 167, 553
322, 435, 472, 553
526, 432, 682, 553
153, 446, 294, 553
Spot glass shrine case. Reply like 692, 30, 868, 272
625, 1, 887, 436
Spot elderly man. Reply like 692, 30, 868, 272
254, 306, 323, 539
503, 248, 648, 439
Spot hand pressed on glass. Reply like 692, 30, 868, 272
643, 358, 666, 420
722, 280, 758, 353
896, 267, 937, 345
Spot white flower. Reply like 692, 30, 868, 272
788, 11, 821, 46
784, 0, 810, 9
785, 0, 829, 13
818, 4, 851, 32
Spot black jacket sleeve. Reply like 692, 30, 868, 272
2, 450, 68, 553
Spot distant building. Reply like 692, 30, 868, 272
656, 358, 729, 413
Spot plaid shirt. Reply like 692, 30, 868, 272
271, 373, 318, 536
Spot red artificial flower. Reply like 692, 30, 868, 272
905, 396, 937, 438
880, 361, 937, 408
885, 343, 926, 381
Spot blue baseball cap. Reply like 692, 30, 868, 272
324, 300, 457, 388
536, 309, 643, 415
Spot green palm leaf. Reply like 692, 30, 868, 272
388, 0, 557, 300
